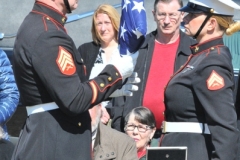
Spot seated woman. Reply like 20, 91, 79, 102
124, 106, 157, 160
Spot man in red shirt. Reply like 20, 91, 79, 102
111, 0, 196, 137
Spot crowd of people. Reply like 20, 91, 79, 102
1, 0, 240, 159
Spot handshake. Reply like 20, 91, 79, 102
110, 72, 140, 97
109, 51, 140, 97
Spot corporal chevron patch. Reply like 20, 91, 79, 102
56, 46, 76, 75
206, 70, 225, 90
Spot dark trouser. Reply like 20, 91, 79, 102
0, 139, 15, 160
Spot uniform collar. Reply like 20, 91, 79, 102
32, 2, 67, 26
190, 36, 224, 54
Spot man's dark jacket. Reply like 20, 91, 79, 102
112, 30, 197, 131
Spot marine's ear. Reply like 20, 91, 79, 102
207, 17, 218, 32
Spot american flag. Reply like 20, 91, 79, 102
118, 0, 147, 55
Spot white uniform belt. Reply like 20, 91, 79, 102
26, 102, 59, 116
162, 121, 211, 134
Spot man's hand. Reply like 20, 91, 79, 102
100, 107, 110, 125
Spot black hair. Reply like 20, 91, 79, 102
125, 106, 156, 128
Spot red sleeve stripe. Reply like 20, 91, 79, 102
89, 81, 98, 104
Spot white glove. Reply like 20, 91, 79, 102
110, 72, 140, 97
109, 51, 139, 81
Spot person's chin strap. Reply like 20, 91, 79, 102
193, 13, 212, 39
63, 0, 71, 13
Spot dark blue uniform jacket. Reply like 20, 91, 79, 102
12, 2, 123, 160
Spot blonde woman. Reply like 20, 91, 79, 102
78, 4, 139, 128
78, 4, 120, 80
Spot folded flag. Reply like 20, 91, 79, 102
118, 0, 147, 55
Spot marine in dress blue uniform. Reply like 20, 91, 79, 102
160, 0, 240, 160
11, 1, 132, 160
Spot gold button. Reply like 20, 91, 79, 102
194, 46, 199, 52
62, 17, 66, 23
211, 47, 214, 50
46, 17, 50, 20
100, 83, 105, 87
116, 72, 119, 76
210, 9, 214, 13
78, 122, 81, 127
108, 77, 112, 81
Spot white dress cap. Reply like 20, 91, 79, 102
190, 0, 240, 16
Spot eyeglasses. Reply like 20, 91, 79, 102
156, 12, 181, 21
125, 123, 153, 133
